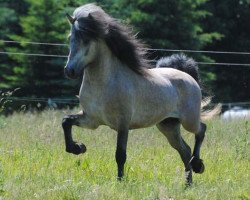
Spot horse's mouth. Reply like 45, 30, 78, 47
64, 67, 84, 80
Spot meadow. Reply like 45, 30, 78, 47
0, 109, 249, 200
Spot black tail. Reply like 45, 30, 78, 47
157, 54, 221, 119
156, 54, 200, 85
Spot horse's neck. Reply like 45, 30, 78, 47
83, 42, 132, 85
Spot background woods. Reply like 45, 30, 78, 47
0, 0, 249, 109
0, 2, 249, 199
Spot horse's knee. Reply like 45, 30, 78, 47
62, 114, 97, 129
62, 116, 72, 129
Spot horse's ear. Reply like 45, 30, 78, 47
66, 13, 76, 24
88, 13, 94, 20
88, 11, 103, 20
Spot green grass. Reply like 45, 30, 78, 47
0, 109, 249, 199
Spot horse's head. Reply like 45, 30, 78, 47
64, 5, 104, 79
64, 3, 150, 79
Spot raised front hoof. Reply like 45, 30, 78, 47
190, 157, 205, 174
66, 143, 87, 155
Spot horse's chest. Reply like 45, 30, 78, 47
79, 82, 128, 128
79, 84, 113, 120
79, 87, 104, 114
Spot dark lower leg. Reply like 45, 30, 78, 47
178, 138, 193, 186
157, 119, 193, 185
62, 115, 86, 155
116, 130, 128, 180
193, 123, 206, 158
171, 139, 193, 186
116, 148, 126, 179
190, 122, 206, 173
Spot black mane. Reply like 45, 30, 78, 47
73, 4, 152, 75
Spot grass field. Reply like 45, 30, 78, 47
0, 109, 249, 200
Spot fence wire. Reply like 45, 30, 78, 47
2, 96, 250, 108
1, 39, 249, 109
2, 39, 250, 55
1, 39, 250, 66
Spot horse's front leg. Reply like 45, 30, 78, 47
116, 129, 128, 180
62, 112, 94, 155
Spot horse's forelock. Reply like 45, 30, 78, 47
73, 3, 104, 19
72, 6, 110, 40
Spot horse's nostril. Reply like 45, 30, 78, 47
64, 67, 75, 78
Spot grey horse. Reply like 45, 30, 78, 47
62, 4, 220, 185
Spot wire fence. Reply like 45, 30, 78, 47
2, 97, 79, 105
2, 39, 250, 55
0, 40, 68, 46
1, 51, 250, 66
1, 39, 250, 67
2, 96, 250, 109
1, 39, 249, 110
0, 51, 68, 58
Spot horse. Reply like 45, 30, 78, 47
62, 3, 220, 185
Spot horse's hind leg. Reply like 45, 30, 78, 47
157, 118, 193, 185
190, 122, 206, 174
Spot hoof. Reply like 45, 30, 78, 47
66, 143, 87, 155
185, 169, 193, 187
190, 156, 205, 174
185, 181, 192, 188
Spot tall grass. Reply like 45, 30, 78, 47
0, 109, 249, 199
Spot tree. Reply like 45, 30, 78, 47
2, 0, 248, 105
0, 0, 27, 88
108, 0, 222, 88
110, 0, 219, 51
203, 0, 250, 102
7, 0, 80, 97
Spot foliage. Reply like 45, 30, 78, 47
108, 0, 223, 89
0, 0, 249, 104
0, 0, 27, 88
203, 0, 250, 102
0, 88, 21, 111
0, 109, 249, 199
111, 0, 220, 50
5, 0, 81, 97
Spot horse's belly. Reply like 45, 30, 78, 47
129, 106, 179, 129
129, 86, 180, 129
